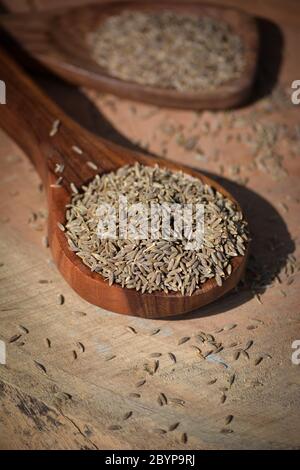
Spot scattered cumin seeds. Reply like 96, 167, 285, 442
255, 293, 262, 304
225, 415, 234, 425
71, 145, 83, 155
168, 352, 177, 364
108, 425, 122, 431
157, 395, 164, 407
153, 428, 167, 435
150, 352, 162, 358
46, 338, 51, 348
70, 182, 78, 194
245, 340, 254, 351
9, 334, 22, 343
181, 432, 188, 444
129, 393, 140, 398
57, 294, 65, 305
123, 411, 133, 420
136, 379, 146, 388
233, 350, 241, 361
159, 393, 168, 405
220, 394, 227, 404
57, 222, 65, 232
72, 350, 78, 360
223, 323, 237, 331
86, 161, 98, 170
49, 119, 60, 137
105, 354, 117, 361
169, 397, 185, 406
178, 336, 190, 346
254, 356, 263, 366
126, 326, 137, 334
228, 373, 235, 387
169, 422, 180, 431
34, 361, 47, 374
208, 378, 217, 385
150, 328, 160, 336
220, 428, 234, 434
241, 350, 249, 360
76, 342, 85, 353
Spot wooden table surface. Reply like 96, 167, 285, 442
0, 0, 300, 450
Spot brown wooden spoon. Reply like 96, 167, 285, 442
0, 48, 248, 318
0, 1, 259, 110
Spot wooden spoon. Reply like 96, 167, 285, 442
0, 1, 259, 110
0, 48, 248, 318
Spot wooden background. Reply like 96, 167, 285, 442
0, 0, 300, 450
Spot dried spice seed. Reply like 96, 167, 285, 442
169, 422, 180, 431
46, 338, 51, 348
233, 350, 241, 361
150, 353, 162, 358
159, 393, 168, 405
126, 326, 137, 334
9, 334, 22, 343
178, 336, 191, 346
77, 342, 85, 353
72, 350, 78, 360
64, 163, 248, 296
241, 350, 250, 360
136, 379, 146, 388
254, 356, 264, 366
49, 119, 60, 137
57, 222, 65, 232
129, 393, 140, 398
71, 145, 83, 155
168, 352, 177, 364
169, 398, 185, 406
228, 374, 235, 387
181, 432, 188, 444
150, 328, 160, 336
105, 354, 117, 361
225, 415, 234, 425
223, 323, 237, 331
208, 378, 217, 385
57, 294, 65, 305
88, 11, 245, 92
108, 425, 122, 431
34, 361, 47, 374
157, 396, 164, 407
245, 340, 253, 351
123, 411, 133, 421
220, 394, 227, 404
86, 161, 98, 170
220, 428, 234, 434
153, 428, 167, 435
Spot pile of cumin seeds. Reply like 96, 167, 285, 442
87, 10, 245, 92
64, 163, 248, 295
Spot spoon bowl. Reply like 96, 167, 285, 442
0, 48, 248, 318
1, 1, 259, 110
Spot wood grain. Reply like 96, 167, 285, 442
0, 0, 300, 452
0, 1, 259, 109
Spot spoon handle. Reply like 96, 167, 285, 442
0, 47, 72, 184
